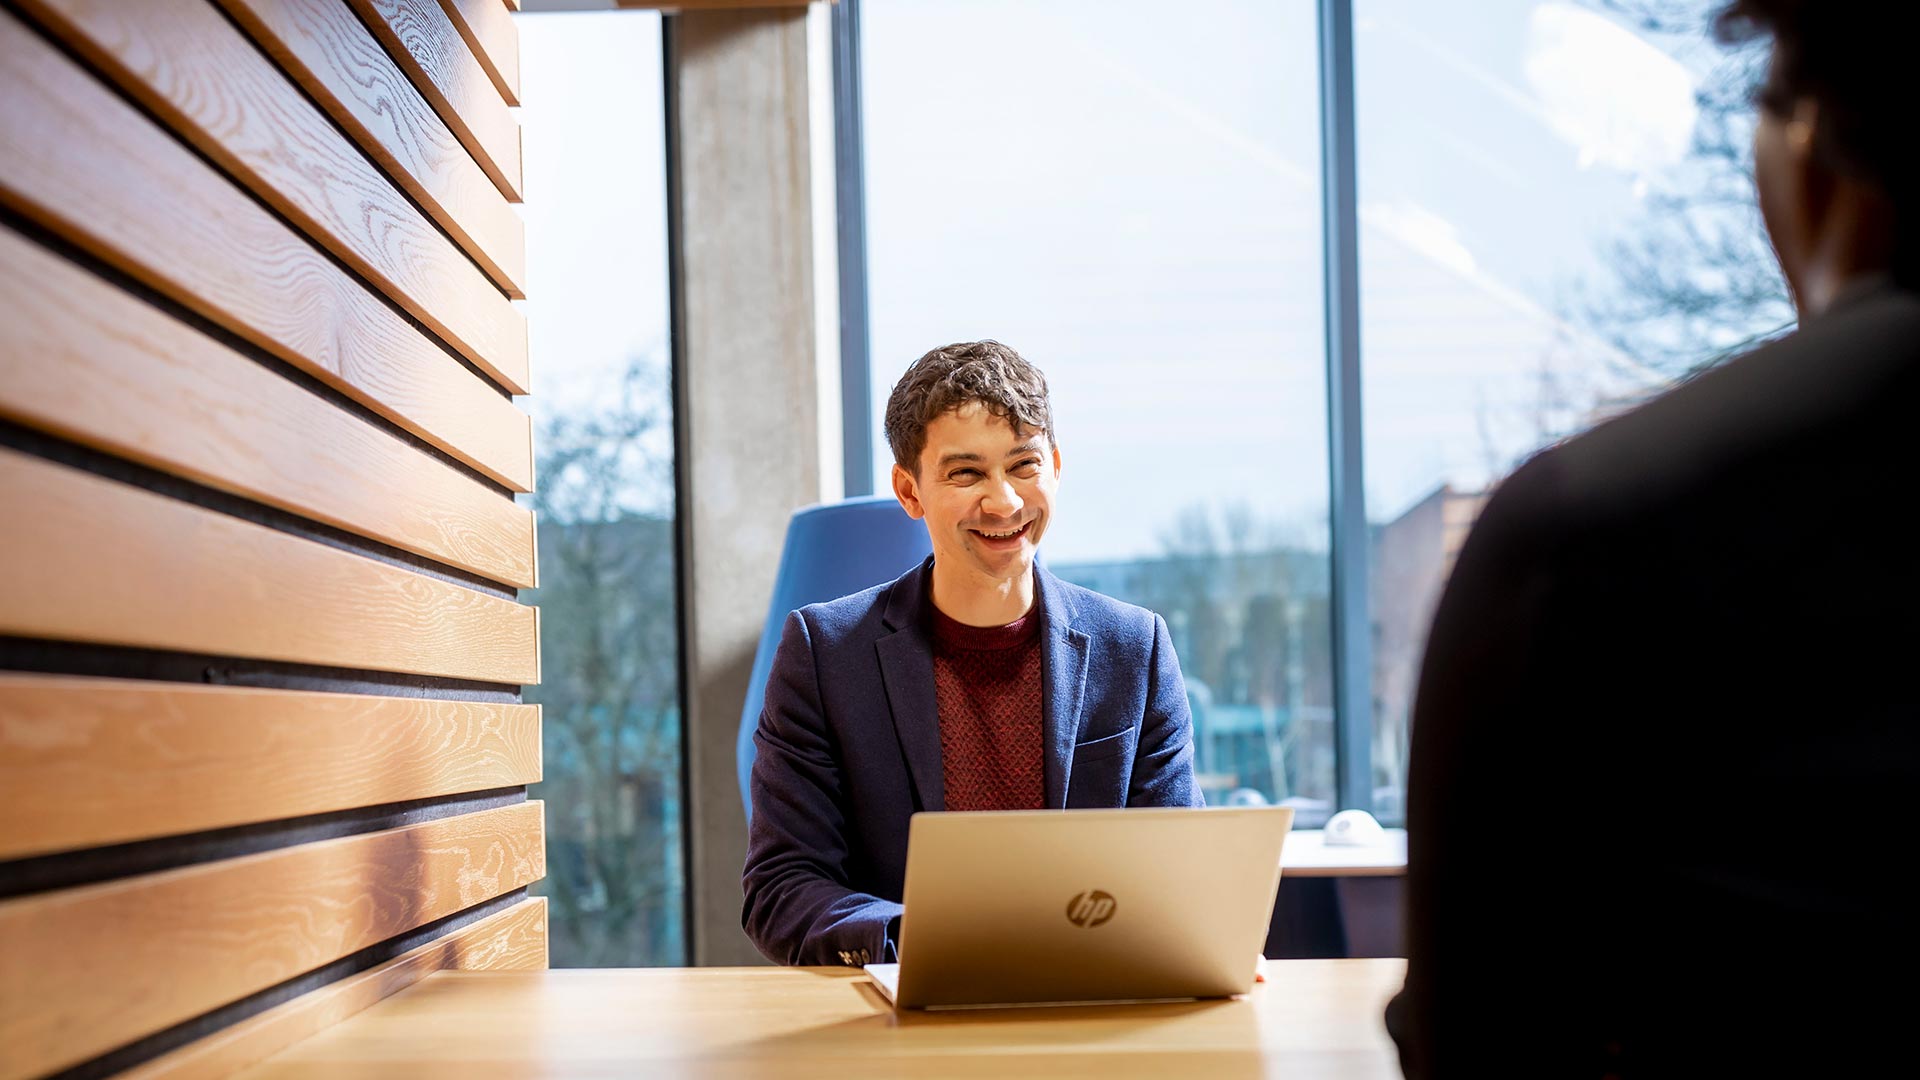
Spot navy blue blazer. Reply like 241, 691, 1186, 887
742, 556, 1203, 967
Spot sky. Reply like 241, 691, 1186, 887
516, 15, 671, 429
517, 13, 673, 518
516, 1, 1767, 564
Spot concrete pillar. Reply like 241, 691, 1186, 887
667, 3, 838, 966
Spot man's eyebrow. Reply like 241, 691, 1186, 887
1006, 440, 1046, 457
935, 451, 984, 468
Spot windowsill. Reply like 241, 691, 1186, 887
1280, 828, 1407, 877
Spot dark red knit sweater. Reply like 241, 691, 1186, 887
930, 604, 1046, 812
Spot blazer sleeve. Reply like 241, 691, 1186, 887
1129, 612, 1205, 808
741, 610, 903, 966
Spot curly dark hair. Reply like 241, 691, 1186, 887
883, 341, 1055, 473
1715, 0, 1916, 209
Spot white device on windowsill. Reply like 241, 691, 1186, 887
1322, 808, 1387, 847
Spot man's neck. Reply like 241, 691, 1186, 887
1798, 264, 1892, 318
929, 560, 1036, 628
1796, 194, 1898, 318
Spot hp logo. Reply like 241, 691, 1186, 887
1065, 890, 1117, 928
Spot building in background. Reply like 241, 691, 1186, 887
1369, 484, 1488, 819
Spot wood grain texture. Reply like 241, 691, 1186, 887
347, 0, 523, 202
232, 960, 1407, 1079
0, 228, 535, 588
0, 674, 541, 860
213, 0, 526, 298
16, 0, 529, 394
123, 898, 547, 1080
439, 0, 518, 106
0, 449, 540, 684
0, 12, 534, 489
0, 803, 545, 1080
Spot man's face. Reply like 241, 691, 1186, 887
892, 401, 1060, 589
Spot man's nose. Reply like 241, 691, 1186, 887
981, 478, 1024, 518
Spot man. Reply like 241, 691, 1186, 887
1391, 2, 1918, 1074
742, 341, 1202, 967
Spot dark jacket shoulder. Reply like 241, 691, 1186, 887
1043, 570, 1160, 638
791, 578, 892, 646
1478, 281, 1920, 548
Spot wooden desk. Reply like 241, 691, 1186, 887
236, 960, 1407, 1078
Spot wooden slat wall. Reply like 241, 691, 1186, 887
347, 0, 524, 201
19, 0, 530, 396
123, 898, 549, 1080
440, 0, 520, 106
214, 0, 528, 294
0, 448, 540, 684
0, 11, 535, 485
0, 675, 542, 860
0, 803, 546, 1079
0, 0, 546, 1076
0, 229, 537, 587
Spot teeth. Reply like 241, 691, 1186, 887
979, 524, 1024, 539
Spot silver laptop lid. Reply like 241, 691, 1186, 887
891, 806, 1293, 1008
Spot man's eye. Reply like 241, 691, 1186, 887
1013, 460, 1041, 475
951, 469, 980, 481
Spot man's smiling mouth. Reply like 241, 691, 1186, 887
971, 521, 1031, 541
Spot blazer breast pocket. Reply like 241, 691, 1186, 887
1065, 724, 1138, 808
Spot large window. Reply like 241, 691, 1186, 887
862, 0, 1338, 820
1355, 0, 1786, 819
519, 11, 684, 966
853, 0, 1783, 826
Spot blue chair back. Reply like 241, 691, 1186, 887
738, 496, 932, 821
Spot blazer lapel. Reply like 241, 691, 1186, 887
876, 557, 944, 812
1039, 566, 1090, 809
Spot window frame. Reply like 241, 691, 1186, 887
830, 0, 1379, 820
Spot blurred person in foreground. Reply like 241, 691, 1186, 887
742, 341, 1202, 968
1390, 1, 1919, 1074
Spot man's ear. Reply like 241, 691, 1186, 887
1784, 97, 1820, 166
891, 463, 925, 520
1050, 442, 1063, 479
1786, 98, 1837, 229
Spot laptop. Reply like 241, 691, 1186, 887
865, 805, 1293, 1009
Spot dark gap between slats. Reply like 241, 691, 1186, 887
0, 787, 530, 901
0, 636, 521, 702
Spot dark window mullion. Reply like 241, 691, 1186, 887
832, 0, 874, 497
1318, 0, 1373, 815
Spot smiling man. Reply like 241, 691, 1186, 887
742, 340, 1202, 967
